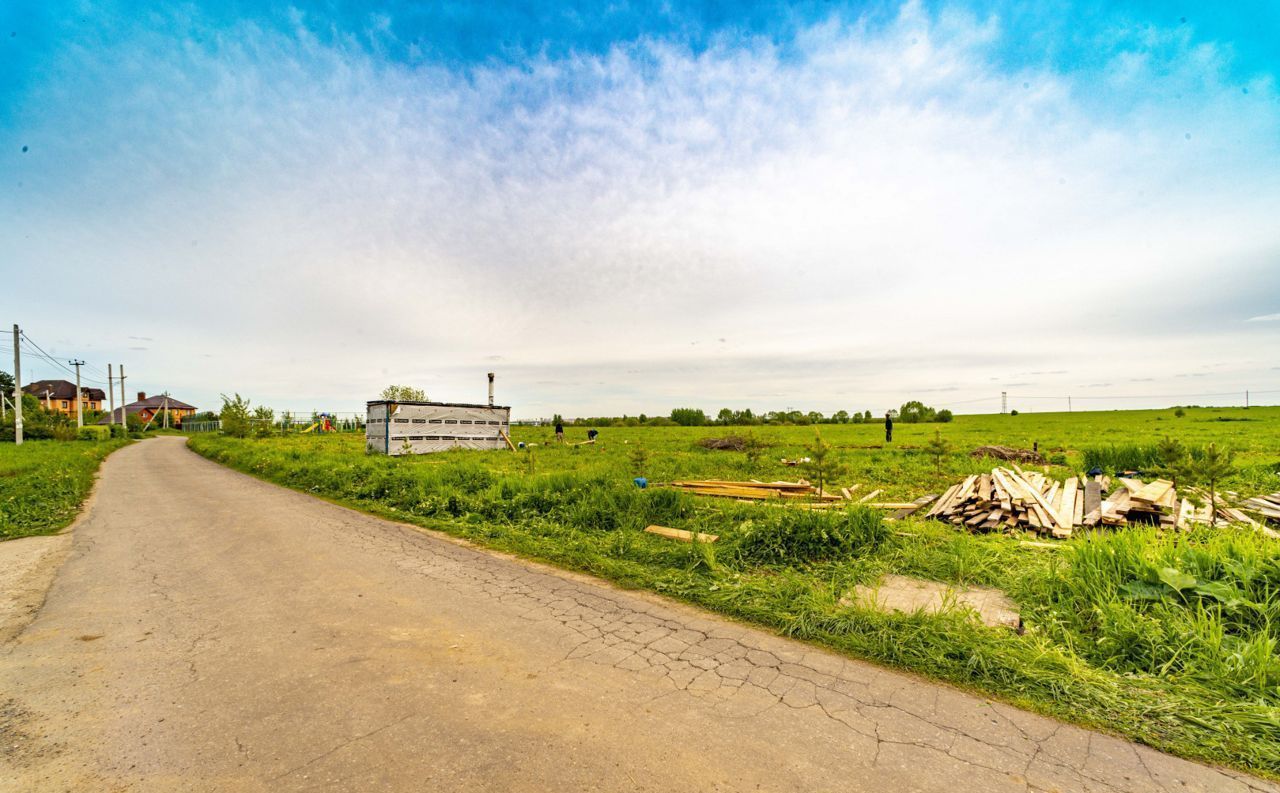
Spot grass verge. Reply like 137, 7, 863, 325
187, 425, 1280, 779
0, 438, 131, 540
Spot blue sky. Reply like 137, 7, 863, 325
2, 1, 1278, 417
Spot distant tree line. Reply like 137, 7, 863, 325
566, 401, 953, 428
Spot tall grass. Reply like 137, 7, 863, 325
0, 438, 131, 539
1081, 443, 1163, 472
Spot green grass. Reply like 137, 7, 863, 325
187, 405, 1280, 777
0, 438, 132, 540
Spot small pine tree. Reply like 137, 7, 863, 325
628, 444, 649, 477
1153, 436, 1190, 486
923, 429, 952, 474
1187, 443, 1235, 521
801, 432, 845, 500
742, 434, 766, 468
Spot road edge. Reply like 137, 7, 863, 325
0, 441, 129, 646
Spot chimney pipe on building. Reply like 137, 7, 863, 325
487, 372, 495, 406
137, 391, 146, 402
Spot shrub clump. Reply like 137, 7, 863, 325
735, 507, 887, 565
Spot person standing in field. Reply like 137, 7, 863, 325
884, 411, 893, 443
555, 419, 564, 442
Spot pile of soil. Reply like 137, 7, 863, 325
697, 436, 749, 451
970, 445, 1046, 464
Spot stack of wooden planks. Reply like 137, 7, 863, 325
663, 479, 844, 502
1242, 493, 1280, 524
927, 468, 1082, 538
928, 467, 1269, 538
660, 480, 938, 517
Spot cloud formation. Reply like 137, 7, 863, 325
2, 2, 1278, 416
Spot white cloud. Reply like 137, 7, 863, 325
1247, 313, 1280, 322
3, 4, 1279, 415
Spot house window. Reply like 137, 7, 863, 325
62, 401, 69, 409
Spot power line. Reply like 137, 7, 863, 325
18, 332, 110, 386
1008, 389, 1267, 401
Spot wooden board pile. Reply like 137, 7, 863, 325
663, 479, 844, 502
926, 467, 1264, 539
660, 480, 938, 518
1242, 493, 1280, 524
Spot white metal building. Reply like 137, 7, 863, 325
366, 400, 512, 455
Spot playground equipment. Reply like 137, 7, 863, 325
301, 413, 337, 433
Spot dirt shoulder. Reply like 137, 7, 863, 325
0, 533, 74, 644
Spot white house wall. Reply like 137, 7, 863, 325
366, 402, 511, 455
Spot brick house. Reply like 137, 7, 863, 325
22, 379, 107, 415
98, 392, 198, 426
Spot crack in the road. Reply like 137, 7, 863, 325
267, 713, 414, 783
316, 501, 1276, 793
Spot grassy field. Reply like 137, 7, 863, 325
188, 405, 1280, 777
0, 438, 132, 540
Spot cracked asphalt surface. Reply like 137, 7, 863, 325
2, 437, 1276, 792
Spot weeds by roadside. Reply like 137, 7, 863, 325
186, 409, 1280, 777
0, 439, 131, 539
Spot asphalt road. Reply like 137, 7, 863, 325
1, 437, 1274, 792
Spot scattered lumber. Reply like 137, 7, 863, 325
889, 495, 939, 520
970, 445, 1047, 464
662, 479, 843, 502
1242, 493, 1280, 523
644, 525, 719, 543
925, 468, 1265, 539
661, 479, 906, 511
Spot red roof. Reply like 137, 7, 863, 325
23, 379, 107, 402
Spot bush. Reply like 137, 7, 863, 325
220, 393, 253, 438
936, 409, 953, 423
78, 426, 110, 441
109, 424, 126, 438
735, 507, 887, 565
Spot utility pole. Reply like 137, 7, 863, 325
69, 359, 85, 428
1246, 390, 1250, 409
118, 365, 127, 430
1068, 395, 1072, 413
107, 364, 115, 426
11, 324, 21, 445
